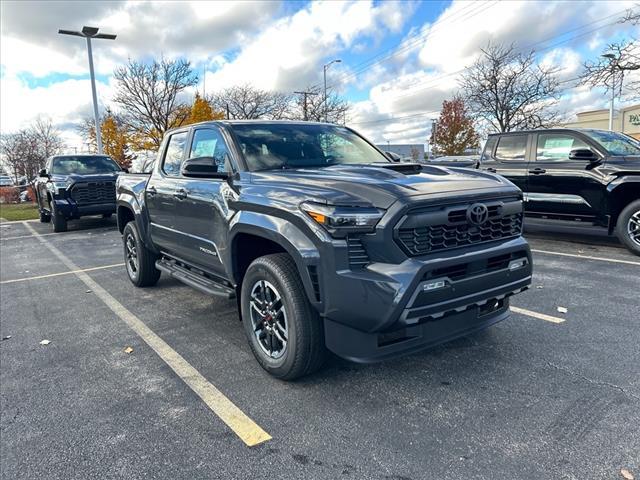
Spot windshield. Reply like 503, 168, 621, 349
582, 130, 640, 156
50, 156, 120, 175
230, 123, 389, 171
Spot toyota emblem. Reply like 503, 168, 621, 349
466, 203, 489, 226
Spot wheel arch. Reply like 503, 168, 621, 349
228, 212, 321, 307
607, 177, 640, 233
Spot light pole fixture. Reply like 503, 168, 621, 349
323, 59, 341, 123
602, 52, 617, 132
59, 26, 116, 154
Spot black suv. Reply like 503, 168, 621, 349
117, 121, 533, 379
34, 155, 123, 232
479, 129, 640, 255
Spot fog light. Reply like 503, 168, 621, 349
423, 279, 447, 291
508, 259, 527, 271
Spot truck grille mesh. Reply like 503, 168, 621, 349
70, 182, 116, 205
396, 199, 523, 256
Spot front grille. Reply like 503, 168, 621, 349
347, 236, 370, 269
396, 198, 523, 256
70, 182, 116, 205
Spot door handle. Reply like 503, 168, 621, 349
147, 185, 157, 196
173, 188, 188, 200
529, 168, 546, 175
485, 167, 497, 173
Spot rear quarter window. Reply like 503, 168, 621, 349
481, 136, 498, 161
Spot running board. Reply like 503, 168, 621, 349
155, 257, 235, 299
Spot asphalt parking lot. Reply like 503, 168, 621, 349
1, 217, 638, 480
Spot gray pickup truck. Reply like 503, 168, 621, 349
116, 121, 532, 379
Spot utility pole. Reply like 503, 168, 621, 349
59, 26, 116, 154
294, 90, 318, 121
602, 53, 617, 131
323, 59, 341, 123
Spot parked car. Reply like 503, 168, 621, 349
427, 155, 480, 168
0, 174, 13, 186
34, 154, 123, 232
479, 128, 640, 255
117, 121, 532, 379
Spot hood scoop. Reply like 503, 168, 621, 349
367, 162, 424, 175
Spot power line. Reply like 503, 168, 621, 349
368, 10, 630, 105
325, 0, 499, 89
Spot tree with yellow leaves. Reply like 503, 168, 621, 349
184, 93, 225, 125
79, 109, 136, 169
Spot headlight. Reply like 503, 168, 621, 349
52, 182, 68, 195
300, 201, 384, 237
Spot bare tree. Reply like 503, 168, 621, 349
291, 85, 350, 124
112, 57, 198, 150
460, 43, 561, 133
32, 117, 65, 160
210, 84, 292, 120
579, 41, 640, 100
621, 5, 640, 25
1, 118, 63, 181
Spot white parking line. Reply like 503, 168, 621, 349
1, 231, 60, 241
22, 221, 271, 447
531, 249, 640, 267
0, 263, 125, 284
511, 306, 565, 324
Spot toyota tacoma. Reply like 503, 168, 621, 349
116, 121, 533, 379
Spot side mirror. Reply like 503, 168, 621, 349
181, 156, 229, 179
385, 151, 402, 162
39, 168, 48, 178
569, 148, 599, 162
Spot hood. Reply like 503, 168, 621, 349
602, 156, 640, 176
50, 172, 121, 185
248, 163, 518, 209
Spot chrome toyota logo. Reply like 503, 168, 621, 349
466, 203, 489, 226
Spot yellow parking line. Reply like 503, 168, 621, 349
22, 222, 271, 447
511, 306, 565, 324
0, 263, 124, 284
531, 249, 640, 267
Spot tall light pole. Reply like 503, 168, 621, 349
323, 59, 341, 123
59, 26, 116, 154
602, 53, 617, 131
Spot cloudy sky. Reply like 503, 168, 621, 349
0, 0, 638, 151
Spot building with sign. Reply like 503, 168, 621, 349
562, 103, 640, 140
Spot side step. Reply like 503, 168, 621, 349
156, 257, 236, 299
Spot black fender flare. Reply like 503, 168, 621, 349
116, 195, 157, 252
228, 211, 321, 306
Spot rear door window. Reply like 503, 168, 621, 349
536, 133, 590, 161
495, 135, 528, 161
162, 132, 188, 176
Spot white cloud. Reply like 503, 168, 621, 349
205, 0, 415, 92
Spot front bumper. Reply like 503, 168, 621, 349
319, 236, 532, 362
52, 197, 116, 219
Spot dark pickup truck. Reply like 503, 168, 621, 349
35, 154, 123, 232
479, 129, 640, 255
116, 121, 532, 379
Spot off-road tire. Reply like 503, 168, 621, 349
123, 221, 161, 287
39, 209, 51, 223
616, 199, 640, 256
241, 253, 326, 380
50, 202, 67, 232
